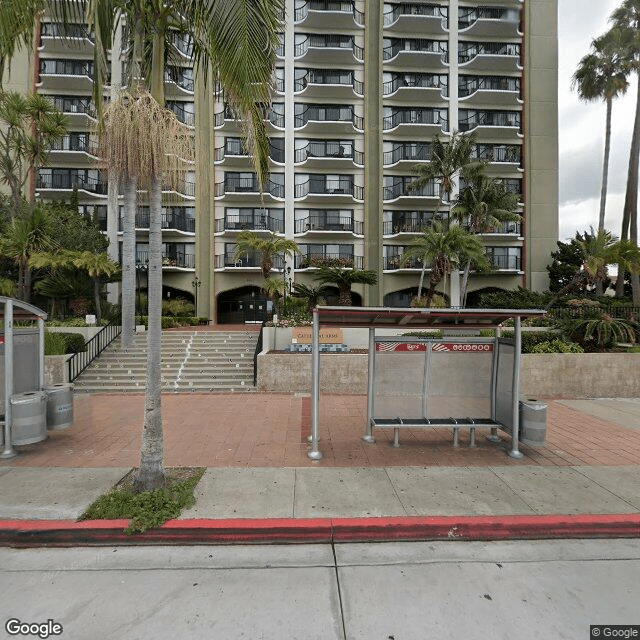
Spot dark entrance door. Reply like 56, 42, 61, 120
217, 287, 274, 324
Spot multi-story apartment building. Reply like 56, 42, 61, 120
10, 0, 558, 323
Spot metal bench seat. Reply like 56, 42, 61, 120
370, 416, 501, 448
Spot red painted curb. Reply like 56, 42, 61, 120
0, 514, 638, 547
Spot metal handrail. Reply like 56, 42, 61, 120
67, 321, 122, 382
253, 322, 264, 386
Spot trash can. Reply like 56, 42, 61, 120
519, 397, 548, 446
10, 391, 47, 445
46, 384, 74, 430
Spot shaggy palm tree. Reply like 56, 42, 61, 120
409, 131, 478, 216
402, 221, 489, 306
292, 282, 332, 313
609, 2, 640, 303
234, 231, 299, 282
313, 266, 378, 306
573, 29, 629, 232
453, 169, 521, 304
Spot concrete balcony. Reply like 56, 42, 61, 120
294, 1, 364, 30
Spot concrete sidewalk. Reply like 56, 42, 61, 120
1, 395, 639, 544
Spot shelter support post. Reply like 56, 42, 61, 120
362, 327, 376, 443
509, 316, 523, 459
38, 317, 45, 390
488, 335, 501, 443
1, 301, 16, 459
308, 309, 322, 460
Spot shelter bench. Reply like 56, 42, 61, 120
370, 416, 502, 448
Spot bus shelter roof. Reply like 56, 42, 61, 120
0, 297, 48, 322
312, 306, 546, 330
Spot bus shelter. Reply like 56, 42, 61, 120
308, 307, 546, 461
1, 297, 47, 459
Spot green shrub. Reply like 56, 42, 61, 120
60, 332, 87, 353
44, 332, 67, 355
401, 330, 444, 338
501, 330, 558, 353
81, 468, 205, 534
556, 310, 638, 351
162, 298, 194, 317
530, 339, 584, 354
476, 286, 551, 309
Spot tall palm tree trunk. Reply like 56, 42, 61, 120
460, 260, 472, 307
599, 97, 613, 231
135, 175, 165, 491
93, 278, 102, 325
121, 177, 137, 347
617, 77, 640, 300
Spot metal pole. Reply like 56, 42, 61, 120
1, 301, 16, 459
362, 327, 375, 443
308, 308, 322, 460
38, 316, 45, 391
487, 334, 501, 442
509, 315, 523, 459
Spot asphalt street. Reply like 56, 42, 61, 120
1, 539, 639, 640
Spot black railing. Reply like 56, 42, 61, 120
294, 105, 363, 129
383, 179, 438, 200
167, 101, 195, 126
294, 179, 362, 199
383, 3, 448, 27
384, 255, 425, 270
458, 42, 521, 64
253, 322, 264, 386
216, 215, 284, 233
36, 172, 107, 194
383, 108, 447, 130
459, 7, 511, 29
295, 253, 362, 269
127, 210, 195, 233
383, 218, 433, 235
68, 321, 121, 382
216, 253, 285, 269
295, 215, 361, 234
383, 143, 431, 165
487, 254, 521, 270
458, 110, 521, 132
459, 75, 520, 97
383, 39, 448, 61
383, 73, 448, 96
51, 96, 96, 117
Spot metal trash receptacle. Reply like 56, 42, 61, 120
46, 384, 74, 430
10, 391, 47, 445
519, 397, 547, 446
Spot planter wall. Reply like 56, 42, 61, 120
44, 355, 73, 386
47, 326, 102, 342
257, 352, 640, 398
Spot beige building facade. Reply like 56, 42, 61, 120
11, 0, 558, 323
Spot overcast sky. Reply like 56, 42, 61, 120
558, 0, 636, 241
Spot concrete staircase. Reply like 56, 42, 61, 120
73, 330, 259, 393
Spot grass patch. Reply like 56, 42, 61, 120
81, 467, 205, 534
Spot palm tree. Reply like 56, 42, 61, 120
409, 131, 479, 217
545, 227, 640, 308
609, 2, 640, 303
313, 266, 378, 306
402, 221, 489, 306
453, 169, 521, 305
0, 0, 284, 492
0, 204, 55, 302
234, 231, 299, 282
292, 282, 332, 314
572, 29, 629, 232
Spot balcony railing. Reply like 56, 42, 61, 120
459, 75, 521, 97
172, 32, 194, 57
383, 179, 439, 200
294, 141, 360, 163
487, 254, 521, 271
165, 66, 194, 92
294, 70, 362, 94
383, 217, 434, 235
383, 143, 430, 165
459, 110, 521, 132
50, 134, 99, 155
295, 253, 362, 269
383, 108, 448, 130
295, 179, 363, 199
36, 172, 107, 194
458, 7, 513, 29
458, 42, 521, 64
294, 1, 364, 25
167, 101, 195, 126
295, 104, 363, 129
383, 38, 448, 61
215, 215, 284, 234
41, 22, 95, 40
127, 210, 195, 233
383, 73, 448, 96
383, 3, 448, 27
481, 222, 522, 235
295, 215, 362, 234
471, 144, 521, 164
51, 96, 96, 118
39, 59, 94, 78
294, 34, 362, 60
384, 255, 425, 270
216, 252, 284, 269
216, 177, 285, 198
